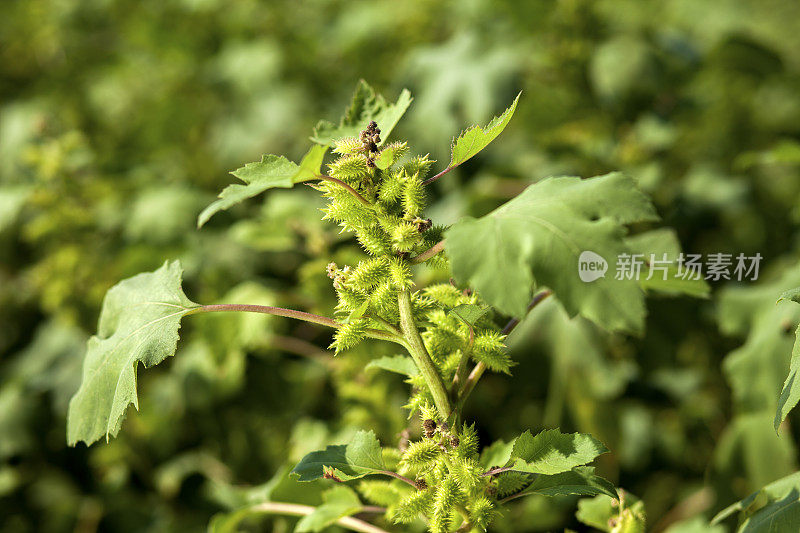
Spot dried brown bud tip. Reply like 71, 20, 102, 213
414, 218, 433, 232
415, 478, 428, 490
450, 435, 460, 447
422, 419, 436, 438
323, 467, 343, 483
326, 262, 338, 279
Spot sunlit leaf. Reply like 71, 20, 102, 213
446, 172, 659, 333
448, 92, 520, 168
311, 80, 412, 146
67, 261, 198, 445
292, 430, 386, 482
198, 145, 326, 228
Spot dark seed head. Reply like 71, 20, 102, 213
415, 478, 428, 490
422, 419, 436, 438
450, 435, 460, 448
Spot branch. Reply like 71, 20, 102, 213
188, 304, 401, 344
241, 502, 388, 533
501, 290, 552, 336
422, 166, 454, 186
380, 470, 420, 489
456, 290, 553, 409
410, 240, 445, 264
314, 175, 372, 207
398, 290, 452, 420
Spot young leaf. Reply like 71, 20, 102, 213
449, 303, 491, 327
507, 429, 609, 475
448, 92, 520, 169
292, 430, 387, 482
197, 145, 326, 228
365, 355, 419, 377
67, 261, 198, 446
519, 467, 618, 499
311, 80, 412, 146
446, 172, 659, 333
295, 486, 365, 532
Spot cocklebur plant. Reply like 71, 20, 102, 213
66, 81, 708, 531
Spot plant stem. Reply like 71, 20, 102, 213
500, 289, 552, 336
187, 304, 401, 344
450, 326, 474, 397
241, 502, 388, 533
397, 290, 452, 420
379, 470, 420, 489
456, 290, 553, 410
422, 166, 454, 186
410, 240, 445, 264
313, 175, 372, 207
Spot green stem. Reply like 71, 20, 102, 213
240, 502, 388, 533
450, 327, 474, 397
456, 290, 553, 411
187, 304, 401, 344
397, 290, 452, 420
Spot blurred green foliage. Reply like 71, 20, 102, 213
1, 0, 800, 531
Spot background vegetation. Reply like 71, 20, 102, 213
1, 0, 800, 531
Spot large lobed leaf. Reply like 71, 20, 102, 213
291, 430, 386, 482
197, 144, 326, 228
67, 261, 198, 446
448, 92, 520, 168
311, 80, 412, 145
446, 172, 659, 333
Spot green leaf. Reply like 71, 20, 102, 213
576, 493, 646, 533
311, 80, 412, 146
738, 490, 800, 533
449, 303, 491, 327
779, 288, 800, 304
625, 229, 710, 298
776, 322, 800, 432
577, 494, 618, 532
521, 467, 618, 499
374, 142, 407, 170
67, 261, 198, 446
365, 355, 419, 377
291, 430, 386, 482
775, 286, 800, 431
507, 429, 609, 475
446, 172, 659, 333
448, 92, 520, 168
713, 471, 800, 526
197, 145, 326, 228
479, 439, 514, 470
295, 486, 364, 532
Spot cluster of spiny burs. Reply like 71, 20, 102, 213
318, 121, 513, 531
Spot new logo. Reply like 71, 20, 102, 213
578, 251, 608, 282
